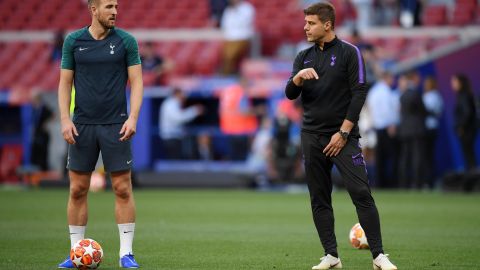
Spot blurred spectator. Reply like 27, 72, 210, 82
30, 91, 54, 170
422, 76, 444, 188
351, 0, 373, 29
159, 88, 204, 159
209, 0, 228, 27
397, 71, 428, 189
51, 30, 64, 62
362, 45, 381, 86
349, 28, 371, 50
341, 0, 358, 27
366, 72, 399, 188
451, 74, 477, 171
246, 117, 272, 185
358, 106, 376, 165
140, 42, 173, 86
372, 0, 398, 26
218, 78, 260, 160
220, 0, 255, 75
270, 99, 301, 182
197, 132, 213, 161
350, 28, 380, 85
374, 46, 397, 74
399, 0, 422, 27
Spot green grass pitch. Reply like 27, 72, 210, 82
0, 188, 479, 269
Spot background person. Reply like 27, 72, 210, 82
422, 76, 444, 188
220, 0, 255, 75
30, 91, 54, 171
140, 41, 173, 86
451, 73, 477, 171
218, 78, 261, 160
159, 88, 204, 160
397, 71, 427, 189
366, 71, 399, 188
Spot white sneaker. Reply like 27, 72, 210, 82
312, 254, 342, 269
373, 254, 397, 270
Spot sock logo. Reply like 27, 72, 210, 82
123, 231, 133, 234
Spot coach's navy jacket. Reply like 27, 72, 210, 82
285, 36, 367, 137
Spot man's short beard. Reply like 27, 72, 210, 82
99, 18, 114, 29
311, 34, 325, 44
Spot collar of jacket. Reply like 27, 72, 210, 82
315, 36, 339, 51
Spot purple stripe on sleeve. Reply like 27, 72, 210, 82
341, 40, 365, 84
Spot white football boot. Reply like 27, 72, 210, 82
373, 254, 397, 270
312, 254, 342, 269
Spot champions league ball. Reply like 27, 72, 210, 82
349, 223, 369, 249
70, 239, 104, 269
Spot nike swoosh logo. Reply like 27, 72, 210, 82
69, 233, 78, 235
304, 59, 313, 64
79, 47, 88, 51
127, 160, 132, 164
123, 231, 133, 234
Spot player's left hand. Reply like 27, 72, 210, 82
119, 117, 137, 141
323, 132, 346, 157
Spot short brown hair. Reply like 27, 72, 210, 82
304, 2, 336, 29
87, 0, 99, 6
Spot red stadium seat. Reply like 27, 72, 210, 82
191, 41, 222, 75
382, 38, 407, 52
37, 66, 60, 91
476, 7, 480, 24
428, 36, 458, 51
451, 0, 476, 25
0, 0, 470, 91
456, 0, 477, 8
0, 0, 205, 30
0, 145, 23, 183
451, 8, 475, 25
422, 5, 448, 26
142, 71, 158, 87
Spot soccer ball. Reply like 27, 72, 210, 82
349, 223, 369, 249
70, 239, 104, 269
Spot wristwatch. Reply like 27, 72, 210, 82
339, 130, 349, 140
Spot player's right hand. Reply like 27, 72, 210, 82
61, 118, 78, 144
293, 68, 319, 86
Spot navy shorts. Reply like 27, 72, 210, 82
67, 123, 132, 173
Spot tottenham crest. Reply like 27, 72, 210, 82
110, 43, 115, 54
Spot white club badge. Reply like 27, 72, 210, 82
110, 43, 115, 54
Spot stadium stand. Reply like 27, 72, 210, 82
422, 5, 448, 26
0, 144, 22, 183
1, 0, 480, 187
1, 0, 478, 90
